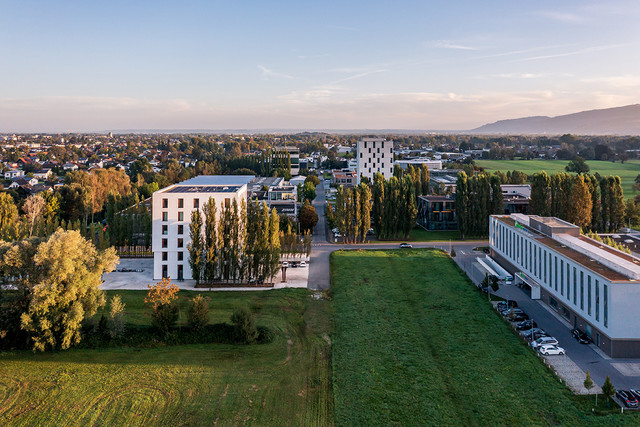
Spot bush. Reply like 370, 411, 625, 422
231, 306, 258, 344
151, 303, 179, 335
450, 248, 456, 257
187, 295, 209, 331
109, 295, 126, 339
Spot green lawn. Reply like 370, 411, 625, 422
477, 159, 640, 199
0, 289, 332, 426
331, 249, 636, 426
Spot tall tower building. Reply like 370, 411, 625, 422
356, 138, 393, 183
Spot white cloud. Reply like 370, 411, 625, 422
258, 65, 294, 80
428, 40, 478, 51
581, 75, 640, 88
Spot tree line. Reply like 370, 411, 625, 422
188, 199, 281, 285
456, 172, 504, 238
372, 173, 419, 240
328, 183, 372, 243
530, 171, 626, 232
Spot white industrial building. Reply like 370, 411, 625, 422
490, 213, 640, 357
151, 176, 253, 281
394, 159, 442, 171
356, 138, 393, 184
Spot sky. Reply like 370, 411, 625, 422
1, 0, 639, 132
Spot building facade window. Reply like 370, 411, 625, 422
554, 257, 558, 291
587, 276, 592, 316
178, 225, 184, 235
595, 280, 600, 322
162, 212, 168, 221
178, 212, 184, 221
178, 198, 184, 208
580, 271, 584, 310
550, 297, 558, 310
162, 238, 167, 248
177, 238, 183, 248
162, 252, 168, 261
177, 251, 183, 261
177, 265, 184, 280
604, 285, 608, 328
560, 260, 564, 296
573, 267, 577, 305
162, 265, 168, 278
162, 225, 168, 235
194, 198, 199, 209
162, 198, 168, 208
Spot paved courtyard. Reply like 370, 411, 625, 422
102, 258, 309, 291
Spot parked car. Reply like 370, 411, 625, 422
300, 261, 307, 267
629, 389, 640, 401
617, 390, 639, 408
522, 328, 546, 339
479, 285, 489, 293
571, 328, 591, 344
517, 320, 537, 330
501, 308, 524, 317
531, 336, 558, 348
538, 345, 565, 355
509, 313, 530, 322
399, 243, 413, 248
497, 300, 518, 311
282, 262, 290, 268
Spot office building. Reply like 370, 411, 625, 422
356, 138, 393, 184
490, 213, 640, 357
152, 175, 253, 281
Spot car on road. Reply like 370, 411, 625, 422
282, 262, 290, 268
509, 312, 530, 322
531, 336, 558, 349
300, 261, 307, 267
501, 307, 524, 317
617, 390, 639, 408
516, 320, 537, 330
571, 328, 591, 344
399, 243, 413, 248
538, 344, 565, 355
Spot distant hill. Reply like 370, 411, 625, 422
471, 104, 640, 135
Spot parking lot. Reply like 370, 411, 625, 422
451, 247, 640, 402
102, 258, 309, 290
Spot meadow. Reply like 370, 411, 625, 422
330, 249, 636, 426
0, 289, 332, 426
476, 159, 640, 199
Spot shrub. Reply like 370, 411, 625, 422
109, 295, 126, 339
187, 295, 209, 331
231, 306, 258, 344
450, 248, 456, 257
151, 303, 179, 335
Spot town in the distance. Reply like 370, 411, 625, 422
4, 130, 640, 423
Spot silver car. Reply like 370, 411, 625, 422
531, 336, 558, 349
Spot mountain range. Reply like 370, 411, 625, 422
470, 104, 640, 135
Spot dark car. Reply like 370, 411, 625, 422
509, 312, 530, 322
617, 390, 639, 408
571, 329, 591, 344
501, 308, 524, 317
517, 320, 537, 330
630, 389, 640, 401
497, 300, 518, 310
399, 243, 413, 248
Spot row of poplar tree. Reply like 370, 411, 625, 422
372, 173, 421, 240
455, 172, 504, 238
530, 171, 625, 232
188, 199, 281, 285
330, 183, 372, 243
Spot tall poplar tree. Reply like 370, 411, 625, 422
188, 209, 203, 285
456, 171, 469, 239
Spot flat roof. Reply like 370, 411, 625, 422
496, 216, 635, 282
164, 185, 243, 194
175, 175, 255, 186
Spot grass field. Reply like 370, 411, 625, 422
477, 159, 640, 199
0, 289, 332, 426
409, 228, 462, 242
330, 249, 636, 426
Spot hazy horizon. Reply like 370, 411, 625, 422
2, 0, 639, 133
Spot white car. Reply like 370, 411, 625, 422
531, 337, 558, 349
300, 261, 307, 267
282, 262, 290, 268
538, 344, 565, 355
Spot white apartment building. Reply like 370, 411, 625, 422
152, 175, 253, 281
356, 138, 393, 184
490, 213, 640, 357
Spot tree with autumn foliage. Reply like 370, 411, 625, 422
145, 277, 180, 334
